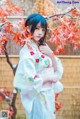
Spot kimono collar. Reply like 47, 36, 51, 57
28, 41, 39, 51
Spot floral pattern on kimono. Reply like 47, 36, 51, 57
13, 41, 63, 119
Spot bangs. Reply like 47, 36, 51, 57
28, 14, 47, 33
40, 18, 47, 29
25, 13, 47, 33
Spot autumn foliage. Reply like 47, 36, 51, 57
0, 0, 80, 55
0, 0, 33, 55
0, 88, 12, 101
35, 0, 80, 54
50, 16, 80, 54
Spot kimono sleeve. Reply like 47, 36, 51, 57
13, 56, 43, 94
54, 57, 63, 80
37, 57, 63, 83
23, 57, 43, 92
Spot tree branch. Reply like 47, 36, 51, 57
3, 42, 18, 119
0, 22, 8, 31
4, 42, 18, 75
45, 7, 76, 19
10, 89, 18, 119
4, 49, 13, 70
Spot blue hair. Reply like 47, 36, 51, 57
25, 13, 47, 43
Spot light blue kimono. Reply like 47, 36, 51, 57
13, 41, 63, 119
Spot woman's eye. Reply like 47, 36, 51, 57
36, 27, 39, 29
42, 29, 45, 32
35, 27, 45, 32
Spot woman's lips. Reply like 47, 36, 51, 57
37, 36, 41, 38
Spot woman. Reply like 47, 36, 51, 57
13, 13, 63, 119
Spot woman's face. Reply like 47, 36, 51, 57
33, 23, 46, 42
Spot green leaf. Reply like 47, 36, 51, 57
29, 77, 34, 82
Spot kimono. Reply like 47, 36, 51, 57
13, 41, 63, 119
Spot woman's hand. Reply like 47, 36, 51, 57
39, 44, 53, 57
39, 43, 57, 72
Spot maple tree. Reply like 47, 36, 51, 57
48, 8, 80, 54
35, 0, 80, 54
0, 0, 80, 118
